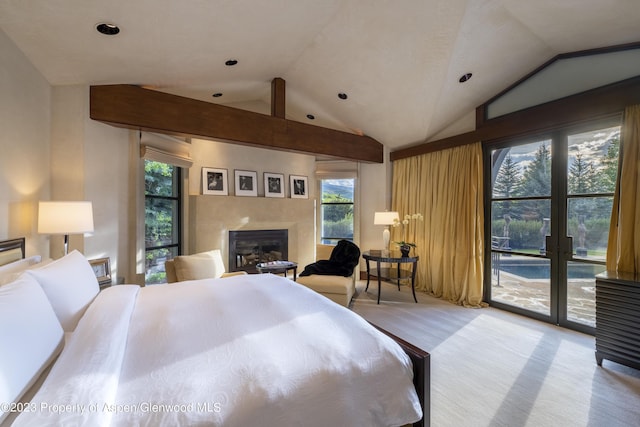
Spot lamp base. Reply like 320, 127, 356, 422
383, 228, 390, 250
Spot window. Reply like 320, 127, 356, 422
320, 178, 355, 244
144, 160, 181, 284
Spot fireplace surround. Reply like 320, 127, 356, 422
229, 229, 288, 274
189, 195, 315, 277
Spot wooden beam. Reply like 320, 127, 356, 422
90, 84, 383, 163
271, 77, 286, 119
390, 131, 478, 161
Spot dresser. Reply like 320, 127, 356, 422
595, 271, 640, 370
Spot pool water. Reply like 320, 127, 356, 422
499, 262, 604, 279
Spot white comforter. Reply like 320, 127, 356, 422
14, 274, 422, 426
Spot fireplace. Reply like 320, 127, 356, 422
229, 229, 288, 274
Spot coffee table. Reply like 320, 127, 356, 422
256, 261, 298, 280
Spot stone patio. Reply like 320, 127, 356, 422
491, 271, 597, 327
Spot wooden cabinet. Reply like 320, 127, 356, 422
595, 271, 640, 370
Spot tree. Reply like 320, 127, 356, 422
493, 154, 522, 219
145, 161, 174, 196
597, 133, 620, 193
568, 153, 596, 194
517, 144, 551, 221
493, 155, 521, 197
568, 153, 599, 222
520, 143, 551, 197
144, 160, 176, 248
322, 192, 353, 222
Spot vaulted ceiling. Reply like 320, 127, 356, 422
1, 0, 639, 152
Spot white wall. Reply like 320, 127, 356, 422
83, 93, 131, 281
0, 28, 51, 257
359, 146, 394, 252
189, 138, 316, 198
47, 85, 131, 282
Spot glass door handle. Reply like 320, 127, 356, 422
545, 235, 553, 256
563, 236, 574, 258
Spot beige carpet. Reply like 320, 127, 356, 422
351, 280, 640, 427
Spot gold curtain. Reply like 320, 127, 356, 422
392, 142, 486, 307
607, 104, 640, 273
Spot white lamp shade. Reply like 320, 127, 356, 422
374, 211, 399, 225
38, 201, 94, 235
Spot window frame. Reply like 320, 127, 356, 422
319, 177, 355, 244
144, 160, 182, 284
316, 169, 359, 246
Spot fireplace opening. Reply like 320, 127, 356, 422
229, 229, 288, 274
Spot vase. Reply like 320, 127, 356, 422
400, 244, 411, 257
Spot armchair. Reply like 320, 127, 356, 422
297, 240, 360, 307
165, 249, 247, 283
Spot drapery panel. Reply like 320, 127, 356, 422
392, 142, 485, 307
607, 104, 640, 273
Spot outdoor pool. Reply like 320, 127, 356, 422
498, 258, 605, 279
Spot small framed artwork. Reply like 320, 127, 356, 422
202, 167, 228, 195
290, 175, 308, 199
89, 257, 112, 287
235, 170, 258, 197
264, 172, 285, 198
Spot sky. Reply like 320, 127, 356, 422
497, 125, 620, 175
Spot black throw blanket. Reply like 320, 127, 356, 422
299, 240, 361, 277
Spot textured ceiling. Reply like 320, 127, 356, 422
1, 0, 639, 151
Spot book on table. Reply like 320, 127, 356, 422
258, 260, 295, 268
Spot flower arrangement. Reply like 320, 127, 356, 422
392, 213, 423, 252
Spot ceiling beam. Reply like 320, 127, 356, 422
90, 84, 383, 163
271, 77, 286, 119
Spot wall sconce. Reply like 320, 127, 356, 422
374, 211, 399, 250
38, 201, 94, 255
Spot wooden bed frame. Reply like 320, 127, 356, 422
373, 323, 431, 427
0, 237, 25, 266
0, 237, 430, 427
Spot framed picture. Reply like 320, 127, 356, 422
290, 175, 308, 199
89, 257, 112, 287
235, 169, 258, 197
202, 167, 228, 195
264, 172, 285, 198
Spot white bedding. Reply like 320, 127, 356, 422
13, 274, 422, 426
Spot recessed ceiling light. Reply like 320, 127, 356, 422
306, 114, 315, 120
459, 73, 472, 83
212, 93, 223, 98
338, 93, 348, 100
96, 23, 120, 35
225, 59, 238, 66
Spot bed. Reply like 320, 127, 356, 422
0, 238, 430, 426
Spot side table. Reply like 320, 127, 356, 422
256, 261, 298, 280
362, 250, 419, 304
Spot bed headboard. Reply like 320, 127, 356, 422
0, 238, 26, 267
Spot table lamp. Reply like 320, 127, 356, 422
38, 201, 94, 255
374, 211, 399, 250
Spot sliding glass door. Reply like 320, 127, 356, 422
485, 120, 620, 333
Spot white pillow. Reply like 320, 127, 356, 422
25, 250, 99, 332
173, 250, 225, 281
0, 255, 42, 286
0, 275, 64, 423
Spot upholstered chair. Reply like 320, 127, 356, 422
297, 240, 360, 307
164, 249, 247, 283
